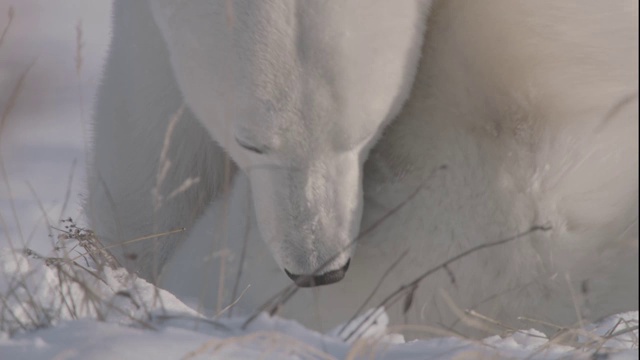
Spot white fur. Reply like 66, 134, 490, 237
88, 0, 638, 336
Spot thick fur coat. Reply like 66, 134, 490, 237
87, 0, 638, 336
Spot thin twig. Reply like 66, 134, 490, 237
343, 225, 552, 342
0, 60, 36, 245
337, 249, 409, 338
215, 285, 250, 319
68, 227, 186, 263
229, 189, 252, 318
57, 159, 77, 224
607, 325, 639, 340
0, 6, 14, 48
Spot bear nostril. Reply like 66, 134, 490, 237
285, 258, 351, 287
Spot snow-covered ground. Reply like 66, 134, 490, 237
0, 249, 637, 359
0, 2, 638, 359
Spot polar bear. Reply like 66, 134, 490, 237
87, 0, 638, 336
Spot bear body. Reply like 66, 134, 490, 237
88, 0, 638, 336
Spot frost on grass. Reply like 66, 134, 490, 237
0, 223, 196, 336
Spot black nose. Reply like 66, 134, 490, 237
285, 259, 350, 287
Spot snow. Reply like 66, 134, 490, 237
0, 2, 637, 359
0, 248, 637, 359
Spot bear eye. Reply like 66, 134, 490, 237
236, 137, 267, 155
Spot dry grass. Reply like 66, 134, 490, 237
0, 206, 169, 336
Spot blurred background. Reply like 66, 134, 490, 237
0, 1, 111, 253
